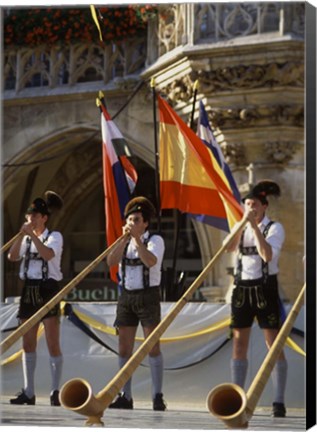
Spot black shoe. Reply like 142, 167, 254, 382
50, 390, 61, 406
153, 393, 166, 411
10, 390, 36, 405
272, 402, 286, 418
109, 393, 133, 409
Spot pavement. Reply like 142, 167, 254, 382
0, 396, 306, 431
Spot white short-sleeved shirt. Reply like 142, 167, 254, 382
18, 228, 63, 281
119, 231, 165, 290
234, 215, 285, 280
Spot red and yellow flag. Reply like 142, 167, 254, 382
158, 95, 243, 231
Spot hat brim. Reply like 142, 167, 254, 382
242, 193, 268, 205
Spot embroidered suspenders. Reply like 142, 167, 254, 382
121, 234, 152, 289
231, 222, 275, 309
24, 231, 51, 281
235, 221, 274, 285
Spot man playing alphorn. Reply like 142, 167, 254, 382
107, 196, 166, 411
226, 180, 287, 418
8, 192, 63, 407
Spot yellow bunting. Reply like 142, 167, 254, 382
1, 324, 44, 366
1, 306, 305, 366
1, 349, 23, 366
160, 318, 231, 343
90, 5, 103, 42
285, 336, 306, 357
60, 301, 66, 314
73, 308, 117, 336
71, 305, 230, 342
66, 307, 306, 356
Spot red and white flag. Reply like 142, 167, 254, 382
99, 102, 138, 282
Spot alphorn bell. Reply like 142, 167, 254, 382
0, 233, 128, 355
59, 217, 248, 426
206, 282, 306, 429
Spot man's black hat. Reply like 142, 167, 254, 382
124, 196, 156, 221
26, 191, 63, 215
242, 180, 281, 205
26, 198, 49, 215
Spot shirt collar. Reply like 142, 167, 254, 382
258, 215, 270, 228
141, 230, 150, 241
39, 228, 49, 239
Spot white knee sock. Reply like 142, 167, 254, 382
49, 355, 63, 393
231, 358, 248, 389
149, 353, 163, 398
22, 352, 36, 398
271, 359, 288, 403
119, 356, 132, 400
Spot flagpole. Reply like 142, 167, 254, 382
170, 80, 199, 298
98, 91, 106, 108
151, 78, 161, 232
190, 80, 199, 129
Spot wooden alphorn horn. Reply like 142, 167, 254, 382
206, 282, 306, 429
59, 217, 248, 426
1, 232, 23, 254
0, 233, 128, 356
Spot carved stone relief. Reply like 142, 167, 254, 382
264, 141, 300, 164
161, 62, 304, 106
208, 104, 304, 129
53, 145, 98, 193
220, 142, 246, 167
192, 62, 304, 92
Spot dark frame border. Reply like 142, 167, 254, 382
305, 1, 316, 430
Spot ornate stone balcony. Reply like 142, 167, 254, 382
3, 3, 304, 95
4, 38, 147, 94
151, 2, 304, 57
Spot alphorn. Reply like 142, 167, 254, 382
206, 282, 306, 429
0, 233, 128, 356
59, 217, 248, 426
1, 232, 23, 254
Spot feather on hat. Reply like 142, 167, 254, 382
26, 191, 63, 215
44, 191, 64, 213
242, 180, 281, 205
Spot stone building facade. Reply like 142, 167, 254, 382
2, 3, 305, 303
